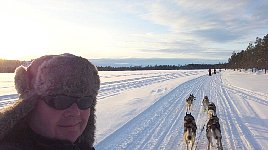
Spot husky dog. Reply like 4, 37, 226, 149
207, 102, 216, 119
184, 112, 197, 150
206, 115, 223, 150
202, 96, 210, 112
186, 94, 196, 112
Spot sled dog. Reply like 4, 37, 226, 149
206, 114, 223, 150
184, 112, 197, 150
186, 94, 196, 112
207, 102, 216, 119
202, 96, 210, 112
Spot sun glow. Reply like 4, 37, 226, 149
0, 20, 49, 60
0, 14, 121, 60
0, 1, 128, 60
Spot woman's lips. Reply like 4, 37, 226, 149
59, 122, 81, 127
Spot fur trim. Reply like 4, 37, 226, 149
14, 66, 31, 98
0, 95, 38, 140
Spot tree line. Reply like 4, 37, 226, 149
0, 59, 24, 73
0, 59, 225, 72
98, 63, 226, 71
228, 34, 268, 73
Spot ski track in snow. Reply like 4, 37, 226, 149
0, 94, 18, 108
98, 71, 199, 100
96, 73, 266, 150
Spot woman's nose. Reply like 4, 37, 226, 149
64, 103, 80, 117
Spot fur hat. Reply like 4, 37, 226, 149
0, 53, 100, 147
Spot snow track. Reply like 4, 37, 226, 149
0, 94, 18, 108
96, 72, 267, 149
98, 71, 200, 100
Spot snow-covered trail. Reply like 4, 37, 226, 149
96, 72, 267, 150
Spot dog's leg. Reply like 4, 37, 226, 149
189, 103, 191, 111
206, 135, 211, 150
189, 140, 192, 150
207, 138, 211, 150
211, 137, 214, 147
185, 133, 189, 150
214, 129, 222, 149
220, 138, 223, 150
217, 138, 223, 150
191, 136, 195, 150
216, 139, 220, 150
187, 104, 190, 112
209, 135, 214, 149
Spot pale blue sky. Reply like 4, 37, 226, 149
0, 0, 268, 63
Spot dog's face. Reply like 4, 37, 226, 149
187, 94, 195, 101
184, 114, 194, 122
189, 94, 195, 99
203, 98, 209, 104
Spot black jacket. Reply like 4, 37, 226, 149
0, 125, 95, 150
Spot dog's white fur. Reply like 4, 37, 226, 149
184, 127, 196, 150
206, 116, 223, 150
207, 109, 216, 119
207, 102, 216, 119
202, 96, 210, 112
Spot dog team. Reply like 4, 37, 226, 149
184, 94, 223, 150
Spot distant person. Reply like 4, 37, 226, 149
214, 68, 216, 74
208, 68, 212, 76
0, 53, 100, 150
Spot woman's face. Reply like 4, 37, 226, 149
28, 99, 90, 143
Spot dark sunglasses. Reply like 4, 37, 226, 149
41, 95, 94, 110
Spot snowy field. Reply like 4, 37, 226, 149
1, 69, 268, 149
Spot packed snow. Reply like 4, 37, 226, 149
1, 69, 268, 149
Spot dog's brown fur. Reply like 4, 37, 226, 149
184, 112, 197, 150
202, 96, 210, 112
207, 102, 216, 119
186, 94, 196, 112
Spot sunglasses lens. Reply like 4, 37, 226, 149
43, 95, 94, 110
77, 96, 94, 110
43, 95, 75, 110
